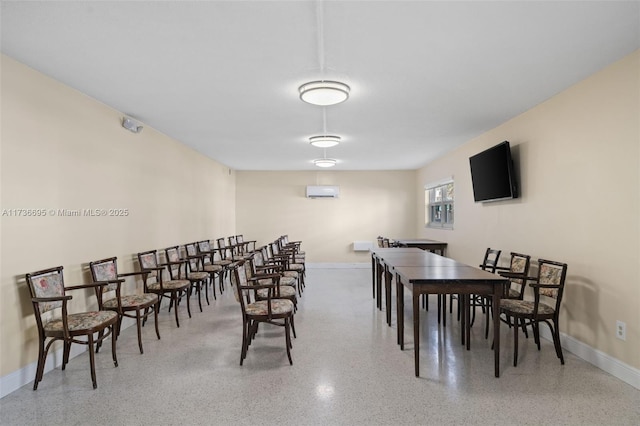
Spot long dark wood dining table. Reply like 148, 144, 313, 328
370, 247, 508, 378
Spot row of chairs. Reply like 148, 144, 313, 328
24, 234, 304, 390
474, 248, 568, 366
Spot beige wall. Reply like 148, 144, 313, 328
416, 51, 639, 368
0, 55, 236, 377
236, 170, 416, 263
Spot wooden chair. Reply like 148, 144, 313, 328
137, 249, 191, 327
236, 234, 256, 254
267, 242, 305, 295
245, 252, 298, 315
198, 240, 231, 292
89, 257, 160, 354
229, 261, 294, 366
165, 245, 209, 312
500, 259, 568, 366
496, 252, 532, 300
189, 241, 220, 299
25, 266, 119, 390
470, 248, 502, 334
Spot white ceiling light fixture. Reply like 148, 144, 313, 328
299, 80, 350, 106
313, 158, 337, 168
309, 135, 341, 148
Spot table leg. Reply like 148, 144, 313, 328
371, 255, 375, 299
385, 266, 392, 326
397, 275, 404, 348
493, 285, 501, 377
413, 292, 420, 377
466, 295, 471, 350
460, 294, 466, 346
376, 260, 383, 310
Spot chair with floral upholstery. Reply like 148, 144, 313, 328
165, 245, 209, 312
198, 240, 231, 293
470, 248, 502, 334
187, 241, 219, 300
500, 258, 568, 366
245, 252, 298, 316
137, 249, 191, 327
89, 256, 160, 354
269, 241, 305, 294
229, 261, 294, 366
25, 266, 119, 390
236, 234, 256, 255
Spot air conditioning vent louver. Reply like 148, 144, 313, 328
306, 185, 339, 198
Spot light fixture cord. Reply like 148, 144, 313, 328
316, 0, 325, 75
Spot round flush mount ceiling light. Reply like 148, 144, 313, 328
299, 80, 350, 106
313, 158, 337, 168
309, 135, 341, 148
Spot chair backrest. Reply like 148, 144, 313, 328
89, 257, 119, 293
137, 250, 160, 280
377, 236, 384, 248
536, 259, 568, 303
185, 242, 202, 271
229, 262, 248, 304
503, 252, 531, 299
164, 246, 184, 279
26, 266, 65, 314
254, 248, 265, 267
480, 248, 501, 272
382, 238, 390, 248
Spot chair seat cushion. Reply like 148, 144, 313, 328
288, 264, 304, 271
245, 299, 294, 316
187, 272, 209, 280
283, 271, 298, 278
256, 286, 297, 299
148, 280, 189, 291
204, 264, 222, 272
103, 294, 157, 309
213, 260, 232, 266
506, 288, 521, 299
45, 311, 117, 332
501, 299, 555, 315
258, 276, 296, 287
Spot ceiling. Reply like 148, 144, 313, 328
1, 1, 638, 171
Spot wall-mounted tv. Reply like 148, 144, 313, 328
469, 141, 518, 203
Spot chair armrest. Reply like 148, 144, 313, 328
66, 280, 124, 291
494, 266, 510, 271
117, 271, 145, 278
32, 295, 73, 303
529, 283, 561, 289
248, 273, 280, 281
498, 271, 527, 279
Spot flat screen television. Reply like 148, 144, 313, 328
469, 141, 518, 202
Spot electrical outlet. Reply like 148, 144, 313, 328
616, 321, 626, 341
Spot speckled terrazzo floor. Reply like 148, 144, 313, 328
1, 267, 638, 425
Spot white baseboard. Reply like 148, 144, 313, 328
306, 262, 369, 269
539, 327, 640, 390
0, 317, 135, 398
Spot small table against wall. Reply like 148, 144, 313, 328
393, 239, 447, 256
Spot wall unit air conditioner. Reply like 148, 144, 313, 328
306, 185, 339, 199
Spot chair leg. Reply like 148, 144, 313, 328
550, 319, 565, 364
285, 318, 293, 365
111, 324, 119, 368
33, 337, 47, 390
172, 291, 181, 328
88, 333, 98, 389
513, 317, 520, 367
62, 341, 71, 369
533, 321, 541, 350
185, 288, 192, 318
203, 279, 210, 305
135, 308, 144, 354
153, 302, 161, 340
290, 314, 297, 339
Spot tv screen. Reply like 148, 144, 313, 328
469, 141, 518, 202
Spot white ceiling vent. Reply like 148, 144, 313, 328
306, 185, 339, 199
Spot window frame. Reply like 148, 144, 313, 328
425, 179, 454, 230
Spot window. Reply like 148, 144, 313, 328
425, 181, 454, 229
